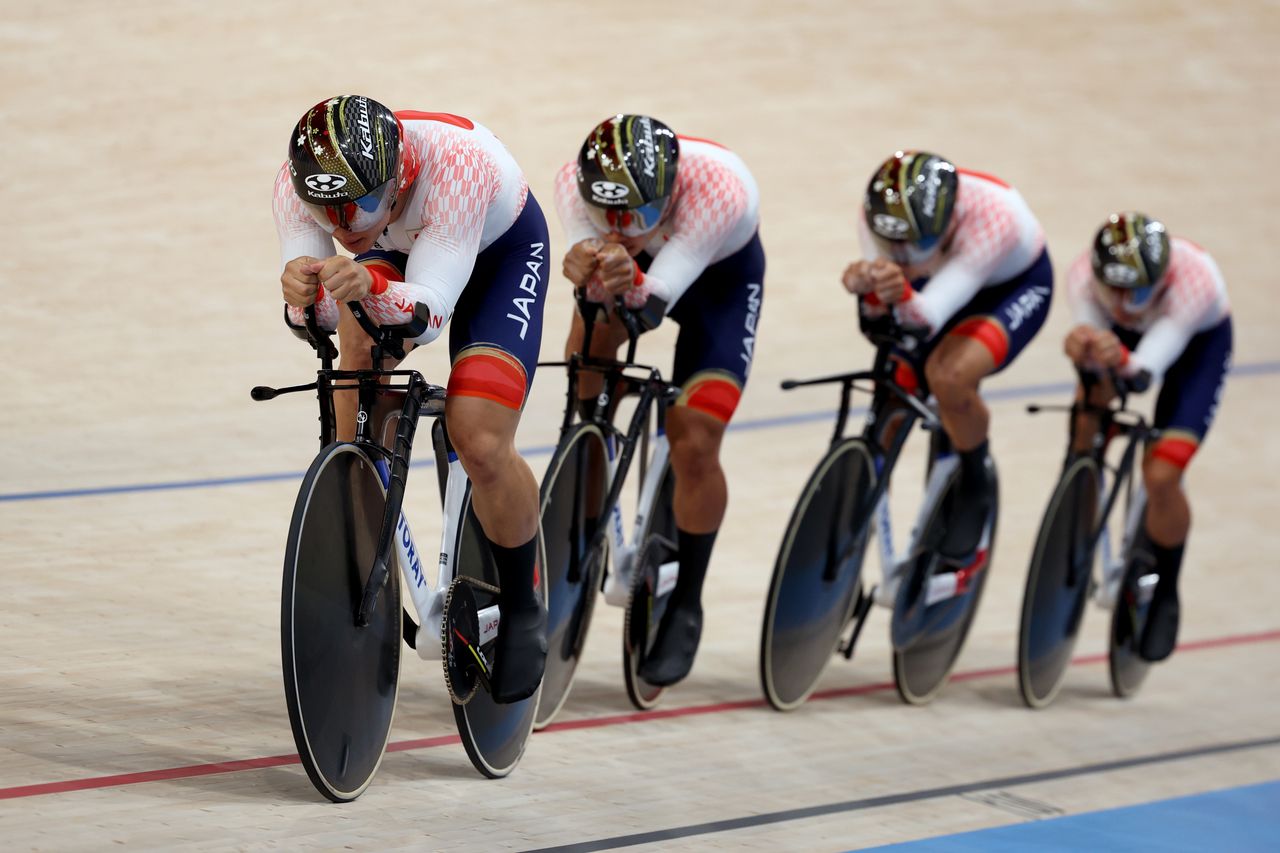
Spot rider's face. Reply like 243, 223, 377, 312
332, 209, 393, 254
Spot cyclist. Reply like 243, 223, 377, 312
1063, 212, 1231, 662
554, 114, 764, 687
842, 151, 1053, 565
272, 95, 549, 703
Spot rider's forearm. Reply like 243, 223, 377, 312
358, 267, 454, 345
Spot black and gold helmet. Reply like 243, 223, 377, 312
1091, 212, 1171, 294
864, 151, 958, 255
576, 115, 679, 235
288, 95, 407, 232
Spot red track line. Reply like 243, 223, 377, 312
2, 628, 1278, 802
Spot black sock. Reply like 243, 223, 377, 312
490, 537, 540, 611
1148, 539, 1185, 584
671, 529, 717, 610
958, 440, 990, 489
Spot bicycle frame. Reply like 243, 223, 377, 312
254, 305, 499, 658
545, 297, 682, 604
781, 325, 953, 610
1028, 371, 1158, 611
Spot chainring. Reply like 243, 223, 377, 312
441, 576, 501, 706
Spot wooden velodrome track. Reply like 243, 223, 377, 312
3, 1, 1278, 849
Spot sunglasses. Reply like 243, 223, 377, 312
584, 197, 669, 237
303, 179, 397, 234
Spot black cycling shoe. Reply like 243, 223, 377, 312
637, 602, 703, 687
1138, 573, 1180, 662
937, 465, 994, 564
490, 602, 547, 704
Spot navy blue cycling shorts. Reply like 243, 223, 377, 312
1116, 316, 1233, 469
637, 232, 765, 423
910, 248, 1054, 379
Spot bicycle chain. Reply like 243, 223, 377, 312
440, 575, 501, 706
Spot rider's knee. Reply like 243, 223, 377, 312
449, 420, 511, 485
668, 414, 725, 480
925, 358, 979, 409
1144, 449, 1188, 502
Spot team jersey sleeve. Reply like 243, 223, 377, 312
897, 190, 1021, 334
358, 140, 501, 345
1127, 316, 1196, 381
643, 158, 750, 310
272, 163, 342, 330
1128, 249, 1228, 380
1064, 250, 1111, 330
553, 161, 600, 248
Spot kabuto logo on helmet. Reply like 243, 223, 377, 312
1101, 262, 1140, 286
355, 96, 375, 161
872, 214, 911, 240
305, 174, 348, 193
635, 117, 657, 179
591, 181, 631, 203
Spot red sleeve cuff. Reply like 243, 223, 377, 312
633, 261, 646, 288
860, 278, 914, 307
1118, 344, 1131, 367
367, 267, 390, 296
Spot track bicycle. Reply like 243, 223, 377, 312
535, 294, 683, 726
252, 304, 545, 801
1017, 368, 1159, 707
760, 316, 999, 709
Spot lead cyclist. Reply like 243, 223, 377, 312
271, 95, 549, 704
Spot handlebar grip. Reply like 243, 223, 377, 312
1116, 369, 1153, 396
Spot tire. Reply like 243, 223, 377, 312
534, 423, 609, 729
281, 442, 401, 802
1017, 456, 1100, 708
760, 439, 877, 711
893, 459, 999, 706
1109, 493, 1153, 698
622, 458, 677, 711
452, 492, 548, 778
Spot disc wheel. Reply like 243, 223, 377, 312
534, 423, 609, 729
1109, 519, 1156, 698
893, 460, 999, 706
1017, 456, 1100, 708
281, 442, 401, 802
451, 494, 547, 778
622, 460, 676, 711
759, 439, 877, 711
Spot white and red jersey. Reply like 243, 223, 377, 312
857, 169, 1045, 334
554, 136, 760, 310
1066, 237, 1230, 381
272, 111, 529, 343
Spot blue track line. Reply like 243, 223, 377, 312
3, 360, 1277, 504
